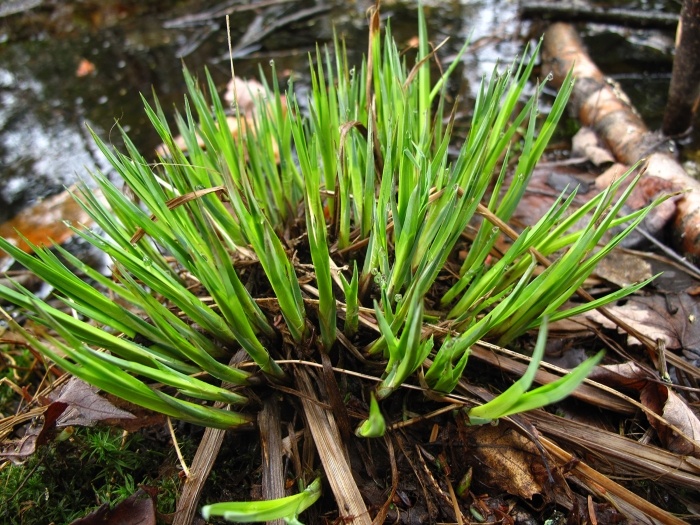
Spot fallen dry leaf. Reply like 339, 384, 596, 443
0, 186, 96, 262
513, 164, 596, 228
591, 362, 700, 458
584, 293, 700, 351
460, 423, 559, 503
69, 487, 157, 525
593, 251, 652, 288
641, 382, 700, 457
51, 377, 136, 428
0, 401, 67, 464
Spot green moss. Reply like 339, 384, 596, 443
0, 426, 189, 524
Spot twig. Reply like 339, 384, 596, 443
167, 416, 191, 479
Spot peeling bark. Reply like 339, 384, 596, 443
542, 22, 700, 262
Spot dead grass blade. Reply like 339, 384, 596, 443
539, 434, 690, 525
295, 367, 371, 525
259, 396, 285, 525
527, 409, 700, 490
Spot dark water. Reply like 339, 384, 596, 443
0, 0, 681, 223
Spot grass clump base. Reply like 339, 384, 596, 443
0, 4, 665, 524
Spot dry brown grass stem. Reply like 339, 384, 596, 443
295, 366, 372, 524
539, 434, 690, 525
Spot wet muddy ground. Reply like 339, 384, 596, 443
0, 0, 682, 224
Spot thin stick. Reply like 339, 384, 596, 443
226, 15, 239, 112
167, 416, 191, 478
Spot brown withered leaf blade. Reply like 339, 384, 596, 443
69, 487, 157, 525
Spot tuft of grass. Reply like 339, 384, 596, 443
0, 4, 667, 522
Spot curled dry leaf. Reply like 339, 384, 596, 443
460, 423, 561, 503
642, 385, 700, 457
0, 401, 67, 464
591, 362, 700, 458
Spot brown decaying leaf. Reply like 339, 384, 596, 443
51, 376, 136, 428
592, 362, 700, 458
641, 382, 700, 457
512, 164, 596, 229
69, 487, 158, 525
0, 376, 167, 463
465, 424, 554, 502
0, 185, 96, 261
0, 401, 67, 464
592, 251, 652, 288
584, 293, 700, 351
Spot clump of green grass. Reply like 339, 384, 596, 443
0, 4, 663, 523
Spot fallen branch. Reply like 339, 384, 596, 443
520, 1, 678, 29
542, 22, 700, 262
662, 0, 700, 135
